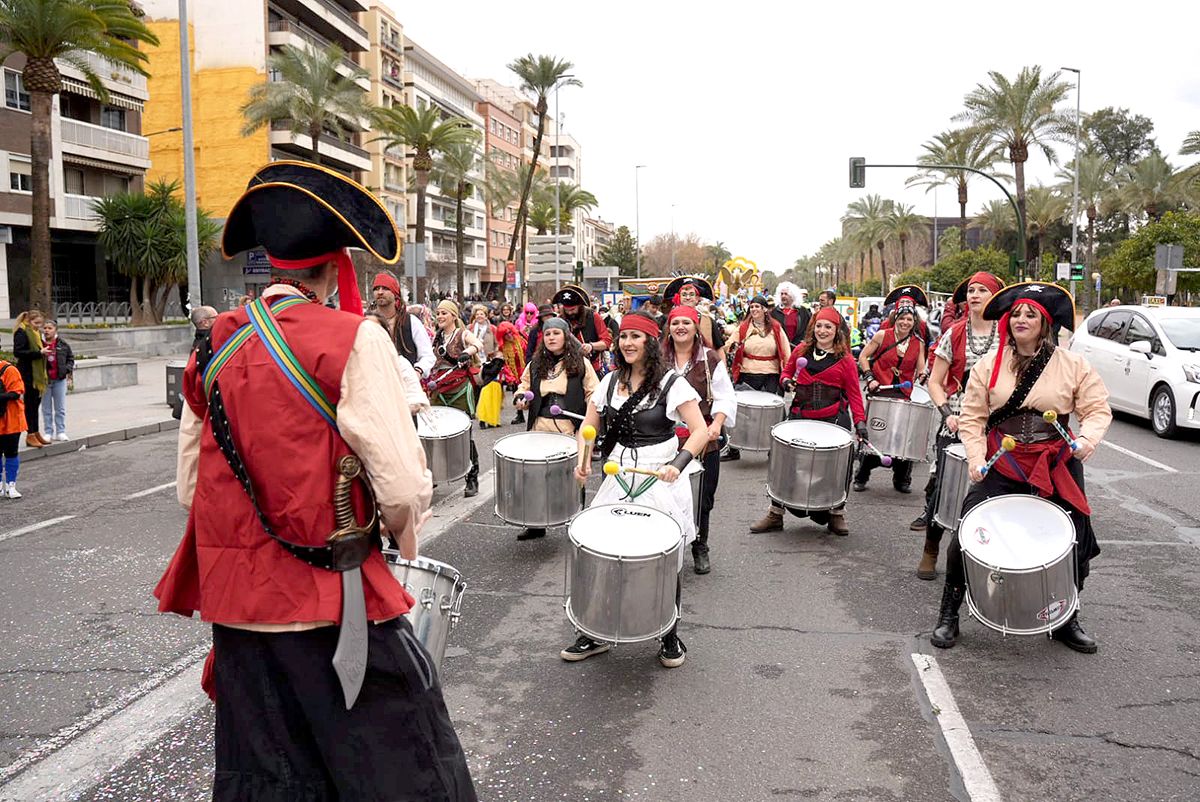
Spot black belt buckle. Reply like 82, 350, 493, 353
327, 526, 377, 572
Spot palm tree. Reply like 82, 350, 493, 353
956, 66, 1073, 261
1023, 185, 1068, 270
884, 203, 925, 273
428, 135, 482, 301
844, 194, 894, 288
553, 182, 598, 233
1181, 131, 1200, 156
504, 54, 580, 271
1117, 152, 1183, 221
1055, 152, 1113, 268
706, 241, 731, 276
971, 200, 1016, 247
908, 129, 1008, 249
0, 0, 158, 310
241, 44, 368, 166
371, 105, 475, 284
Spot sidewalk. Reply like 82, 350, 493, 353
19, 357, 180, 462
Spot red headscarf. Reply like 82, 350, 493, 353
988, 299, 1052, 389
372, 272, 401, 296
269, 248, 362, 314
620, 313, 661, 338
667, 305, 700, 325
813, 306, 843, 327
967, 271, 1004, 295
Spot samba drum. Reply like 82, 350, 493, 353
493, 432, 579, 526
565, 504, 682, 643
384, 552, 467, 671
417, 407, 472, 482
865, 387, 936, 462
728, 390, 786, 451
767, 420, 856, 511
958, 495, 1078, 636
932, 444, 970, 531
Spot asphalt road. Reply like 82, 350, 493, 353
0, 407, 1197, 801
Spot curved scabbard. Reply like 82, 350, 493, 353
329, 455, 375, 709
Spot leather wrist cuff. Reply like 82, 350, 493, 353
938, 404, 953, 420
670, 450, 694, 471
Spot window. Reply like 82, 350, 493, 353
1085, 312, 1109, 336
1095, 310, 1130, 342
5, 70, 30, 112
102, 173, 129, 196
100, 105, 126, 131
63, 167, 84, 195
9, 157, 31, 191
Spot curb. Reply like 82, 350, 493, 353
20, 419, 180, 462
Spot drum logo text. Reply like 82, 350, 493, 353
610, 507, 651, 518
869, 417, 888, 431
1038, 599, 1070, 622
974, 526, 991, 545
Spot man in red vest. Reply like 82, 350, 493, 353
154, 162, 476, 800
553, 283, 612, 372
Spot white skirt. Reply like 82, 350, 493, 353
591, 437, 699, 568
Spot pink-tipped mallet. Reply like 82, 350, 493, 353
549, 404, 586, 422
860, 438, 893, 467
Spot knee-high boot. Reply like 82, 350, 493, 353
930, 584, 965, 648
691, 528, 710, 574
464, 440, 479, 497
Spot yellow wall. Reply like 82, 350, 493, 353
145, 20, 268, 219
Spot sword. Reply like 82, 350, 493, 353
329, 455, 377, 710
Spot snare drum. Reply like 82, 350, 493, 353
493, 432, 579, 526
417, 407, 472, 482
933, 444, 970, 530
383, 552, 467, 671
728, 390, 786, 451
865, 391, 936, 462
767, 420, 856, 511
565, 504, 682, 643
958, 495, 1078, 636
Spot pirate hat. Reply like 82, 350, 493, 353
663, 275, 715, 303
983, 281, 1076, 331
222, 161, 400, 312
552, 284, 591, 307
884, 284, 928, 308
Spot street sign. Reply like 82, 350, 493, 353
849, 157, 866, 188
1056, 262, 1070, 280
244, 249, 270, 276
1155, 244, 1184, 270
1070, 264, 1085, 281
1142, 295, 1167, 307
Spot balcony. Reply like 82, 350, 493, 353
274, 0, 369, 52
267, 18, 370, 91
59, 119, 151, 169
63, 193, 101, 221
380, 32, 403, 54
269, 121, 371, 172
384, 179, 405, 193
56, 51, 148, 101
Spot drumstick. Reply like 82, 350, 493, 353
577, 424, 597, 483
873, 380, 913, 392
548, 404, 586, 422
979, 436, 1018, 476
859, 439, 893, 467
1042, 410, 1079, 451
603, 461, 662, 478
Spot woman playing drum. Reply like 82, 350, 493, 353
855, 305, 926, 493
427, 299, 485, 497
913, 271, 1002, 578
563, 312, 710, 668
929, 282, 1111, 653
663, 305, 737, 574
723, 294, 790, 462
750, 306, 867, 536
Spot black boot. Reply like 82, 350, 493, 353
930, 585, 965, 649
1051, 612, 1097, 654
464, 442, 480, 498
692, 530, 710, 575
511, 409, 525, 425
720, 446, 740, 462
518, 527, 546, 540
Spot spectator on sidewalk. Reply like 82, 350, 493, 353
190, 306, 219, 352
12, 309, 48, 448
0, 355, 25, 498
40, 319, 74, 442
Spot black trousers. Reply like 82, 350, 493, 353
737, 373, 781, 395
943, 457, 1099, 591
923, 431, 959, 544
855, 453, 913, 487
695, 447, 721, 549
22, 384, 41, 435
212, 618, 477, 802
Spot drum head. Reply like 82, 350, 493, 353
735, 390, 785, 409
494, 432, 578, 460
910, 386, 932, 405
958, 496, 1074, 569
417, 407, 471, 437
571, 504, 681, 557
771, 419, 854, 448
382, 551, 463, 581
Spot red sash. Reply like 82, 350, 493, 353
987, 429, 1090, 515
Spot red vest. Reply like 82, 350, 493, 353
870, 329, 919, 397
155, 299, 413, 625
939, 319, 971, 397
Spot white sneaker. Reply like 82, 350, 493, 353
54, 433, 68, 442
5, 482, 21, 499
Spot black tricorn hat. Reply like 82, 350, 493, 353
552, 284, 591, 307
983, 281, 1076, 331
221, 161, 400, 264
663, 275, 715, 302
951, 277, 970, 305
885, 284, 928, 308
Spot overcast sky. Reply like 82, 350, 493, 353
386, 0, 1200, 275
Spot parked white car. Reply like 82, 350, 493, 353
1069, 305, 1200, 437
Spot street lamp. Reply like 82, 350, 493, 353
634, 165, 646, 278
178, 0, 201, 309
144, 126, 183, 137
1091, 271, 1101, 310
670, 203, 676, 272
1063, 67, 1081, 269
553, 74, 575, 290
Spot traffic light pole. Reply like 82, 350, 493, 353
850, 159, 1027, 275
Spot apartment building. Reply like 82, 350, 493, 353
403, 39, 486, 298
140, 0, 371, 303
476, 99, 521, 297
0, 51, 151, 316
361, 1, 406, 239
582, 217, 614, 265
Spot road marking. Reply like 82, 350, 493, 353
0, 644, 210, 799
420, 469, 495, 546
0, 515, 76, 545
1099, 440, 1178, 473
123, 481, 178, 500
911, 653, 1001, 802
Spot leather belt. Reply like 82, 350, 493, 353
992, 411, 1069, 444
792, 382, 841, 410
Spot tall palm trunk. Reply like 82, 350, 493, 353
507, 98, 549, 264
1086, 206, 1096, 269
1011, 145, 1029, 277
413, 149, 432, 300
899, 236, 908, 272
876, 243, 887, 291
309, 121, 322, 165
455, 181, 465, 301
957, 180, 968, 250
29, 88, 55, 310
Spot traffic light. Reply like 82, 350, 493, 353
1070, 264, 1084, 281
849, 157, 866, 188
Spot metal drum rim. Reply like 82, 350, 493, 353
382, 550, 464, 583
957, 495, 1076, 565
963, 590, 1079, 637
564, 600, 680, 644
960, 541, 1077, 575
493, 432, 578, 462
567, 532, 684, 561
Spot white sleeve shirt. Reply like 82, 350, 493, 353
409, 315, 436, 376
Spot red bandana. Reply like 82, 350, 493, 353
268, 248, 363, 315
620, 314, 661, 338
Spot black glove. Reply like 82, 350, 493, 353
855, 421, 869, 441
782, 379, 796, 393
455, 352, 473, 367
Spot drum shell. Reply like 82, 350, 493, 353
766, 422, 855, 511
565, 507, 681, 644
689, 466, 704, 527
865, 396, 936, 462
959, 497, 1079, 636
933, 444, 970, 530
494, 434, 579, 526
384, 552, 467, 671
728, 393, 786, 451
420, 426, 472, 482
